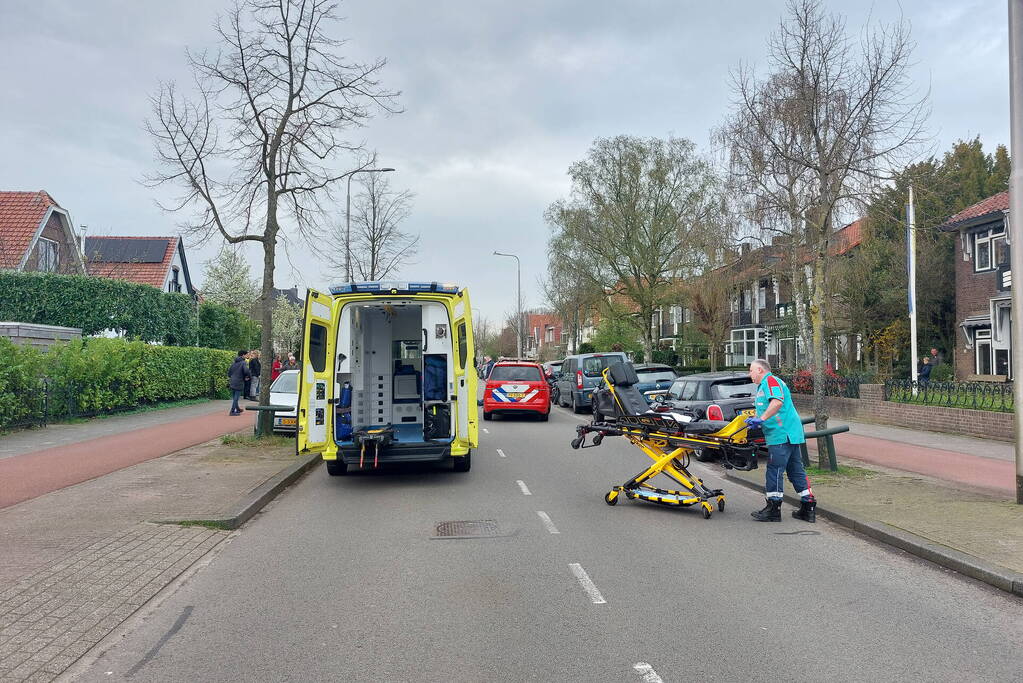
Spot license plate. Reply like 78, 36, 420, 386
279, 418, 296, 425
507, 393, 525, 399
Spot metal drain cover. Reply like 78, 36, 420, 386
432, 520, 508, 539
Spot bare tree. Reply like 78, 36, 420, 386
687, 265, 738, 371
540, 245, 601, 354
325, 172, 417, 280
545, 135, 728, 362
144, 0, 399, 426
720, 0, 927, 457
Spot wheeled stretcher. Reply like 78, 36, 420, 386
570, 362, 762, 519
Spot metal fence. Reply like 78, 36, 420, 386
776, 374, 862, 399
883, 379, 1014, 413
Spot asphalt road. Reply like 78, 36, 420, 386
72, 404, 1023, 682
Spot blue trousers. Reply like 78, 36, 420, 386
765, 441, 813, 501
231, 390, 242, 414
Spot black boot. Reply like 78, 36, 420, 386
751, 498, 782, 522
792, 498, 816, 523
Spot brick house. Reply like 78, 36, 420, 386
0, 190, 86, 274
938, 191, 1010, 380
84, 236, 195, 296
524, 311, 566, 360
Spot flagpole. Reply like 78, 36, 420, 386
908, 184, 919, 396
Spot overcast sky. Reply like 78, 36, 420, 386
0, 1, 1010, 324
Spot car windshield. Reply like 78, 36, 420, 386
712, 380, 756, 399
636, 368, 676, 383
271, 372, 298, 394
581, 356, 623, 377
490, 365, 542, 381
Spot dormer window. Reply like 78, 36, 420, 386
170, 266, 181, 293
38, 238, 58, 272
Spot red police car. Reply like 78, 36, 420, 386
482, 361, 551, 421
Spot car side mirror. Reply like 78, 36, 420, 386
477, 399, 484, 407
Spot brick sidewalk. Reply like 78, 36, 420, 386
0, 435, 300, 682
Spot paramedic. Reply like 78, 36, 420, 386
744, 359, 816, 523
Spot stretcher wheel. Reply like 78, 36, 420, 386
570, 437, 583, 450
717, 499, 725, 512
592, 433, 603, 446
702, 507, 712, 520
605, 491, 619, 506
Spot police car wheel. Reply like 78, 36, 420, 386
483, 411, 493, 421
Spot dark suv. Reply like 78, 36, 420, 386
556, 352, 629, 413
653, 371, 758, 460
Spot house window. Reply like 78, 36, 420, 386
974, 328, 992, 375
561, 331, 569, 344
974, 226, 1005, 272
37, 238, 59, 272
170, 266, 181, 293
684, 308, 691, 323
545, 326, 554, 344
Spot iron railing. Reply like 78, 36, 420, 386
884, 379, 1014, 413
776, 374, 862, 399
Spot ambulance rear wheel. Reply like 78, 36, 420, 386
453, 452, 471, 472
325, 459, 348, 476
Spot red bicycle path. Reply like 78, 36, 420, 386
0, 410, 256, 510
807, 432, 1015, 495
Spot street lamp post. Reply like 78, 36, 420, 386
493, 251, 522, 359
346, 167, 395, 282
1009, 0, 1023, 503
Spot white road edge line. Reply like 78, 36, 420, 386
633, 662, 664, 683
568, 563, 606, 604
496, 448, 506, 458
516, 480, 531, 495
536, 511, 560, 534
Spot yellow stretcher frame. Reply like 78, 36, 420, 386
570, 368, 761, 519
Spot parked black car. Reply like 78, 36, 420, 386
654, 371, 758, 461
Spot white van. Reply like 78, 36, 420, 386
297, 281, 478, 475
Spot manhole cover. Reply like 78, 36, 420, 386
432, 520, 503, 539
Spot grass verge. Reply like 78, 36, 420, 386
221, 433, 294, 447
805, 463, 874, 480
172, 520, 234, 530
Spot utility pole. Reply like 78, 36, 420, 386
1008, 0, 1023, 503
907, 184, 919, 395
493, 251, 522, 359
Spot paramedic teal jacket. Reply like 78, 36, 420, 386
754, 373, 805, 446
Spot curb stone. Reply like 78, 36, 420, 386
725, 472, 1023, 598
156, 452, 322, 530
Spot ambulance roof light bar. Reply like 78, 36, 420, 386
329, 281, 461, 295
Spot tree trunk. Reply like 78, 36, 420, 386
257, 222, 278, 436
810, 254, 830, 468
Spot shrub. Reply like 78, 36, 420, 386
0, 270, 260, 351
0, 337, 235, 429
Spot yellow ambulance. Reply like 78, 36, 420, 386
296, 281, 478, 475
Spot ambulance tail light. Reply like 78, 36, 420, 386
706, 404, 724, 421
576, 371, 584, 389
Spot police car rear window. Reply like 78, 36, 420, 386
490, 365, 541, 381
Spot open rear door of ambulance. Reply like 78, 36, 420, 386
297, 289, 337, 462
452, 290, 478, 453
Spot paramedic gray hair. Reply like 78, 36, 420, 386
751, 359, 772, 373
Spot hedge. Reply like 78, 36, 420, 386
0, 337, 236, 430
0, 270, 259, 350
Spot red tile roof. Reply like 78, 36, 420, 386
0, 190, 58, 268
84, 236, 179, 289
939, 191, 1009, 230
831, 218, 864, 256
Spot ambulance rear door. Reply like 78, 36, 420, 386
297, 288, 338, 460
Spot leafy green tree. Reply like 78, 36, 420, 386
201, 248, 259, 312
590, 310, 642, 356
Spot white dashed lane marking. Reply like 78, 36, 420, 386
568, 563, 606, 604
536, 511, 560, 534
496, 448, 506, 458
633, 663, 664, 682
516, 480, 531, 495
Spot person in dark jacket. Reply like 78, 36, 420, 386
918, 357, 933, 387
248, 350, 262, 399
228, 351, 251, 415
